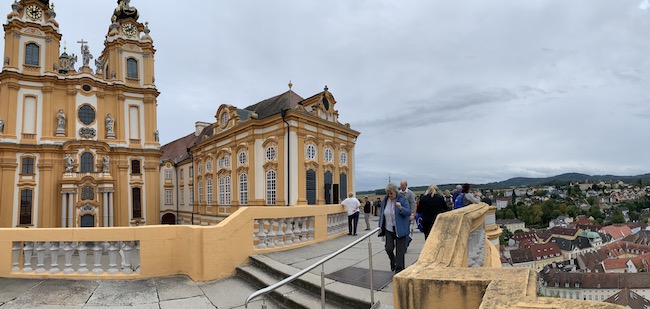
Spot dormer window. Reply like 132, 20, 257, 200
126, 58, 138, 79
25, 43, 39, 66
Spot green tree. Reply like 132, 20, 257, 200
504, 209, 515, 219
611, 210, 625, 224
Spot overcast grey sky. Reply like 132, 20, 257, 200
8, 0, 650, 190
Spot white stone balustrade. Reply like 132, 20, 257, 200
253, 216, 317, 250
11, 241, 140, 276
327, 213, 347, 235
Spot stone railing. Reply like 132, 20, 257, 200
392, 203, 624, 309
0, 205, 347, 281
12, 241, 139, 276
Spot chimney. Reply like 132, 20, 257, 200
195, 121, 211, 137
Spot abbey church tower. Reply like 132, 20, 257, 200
0, 0, 161, 228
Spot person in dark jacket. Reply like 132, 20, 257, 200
416, 184, 448, 240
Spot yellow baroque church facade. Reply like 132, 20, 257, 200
0, 0, 161, 228
159, 85, 360, 225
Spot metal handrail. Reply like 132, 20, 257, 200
244, 227, 382, 308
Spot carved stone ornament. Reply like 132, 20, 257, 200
78, 127, 96, 138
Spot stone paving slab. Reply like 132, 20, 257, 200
198, 276, 262, 309
159, 295, 216, 309
85, 279, 158, 307
0, 278, 43, 303
155, 276, 204, 302
7, 279, 98, 307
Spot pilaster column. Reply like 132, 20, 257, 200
61, 193, 67, 227
109, 191, 114, 227
102, 191, 108, 227
67, 192, 74, 227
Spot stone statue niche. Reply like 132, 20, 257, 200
55, 109, 66, 136
106, 113, 115, 138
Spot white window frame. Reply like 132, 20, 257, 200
198, 181, 203, 202
238, 151, 247, 165
325, 148, 333, 162
165, 169, 172, 179
239, 173, 248, 205
266, 170, 276, 205
189, 186, 194, 205
219, 175, 231, 205
198, 163, 203, 174
224, 156, 230, 168
206, 178, 213, 204
206, 160, 212, 172
165, 189, 173, 205
180, 188, 185, 205
266, 146, 276, 161
306, 144, 316, 160
340, 151, 347, 164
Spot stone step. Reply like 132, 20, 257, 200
237, 263, 336, 309
241, 254, 385, 309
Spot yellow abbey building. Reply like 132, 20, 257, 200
0, 0, 161, 228
159, 85, 360, 225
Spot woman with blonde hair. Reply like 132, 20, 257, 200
416, 184, 448, 240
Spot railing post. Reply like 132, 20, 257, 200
92, 241, 103, 274
35, 242, 46, 273
321, 264, 326, 309
107, 241, 119, 274
22, 242, 33, 273
63, 242, 74, 274
11, 242, 21, 272
48, 242, 60, 274
368, 236, 375, 305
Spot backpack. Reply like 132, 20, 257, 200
453, 193, 465, 209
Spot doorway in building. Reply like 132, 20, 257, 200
80, 214, 95, 227
324, 171, 332, 204
161, 213, 176, 225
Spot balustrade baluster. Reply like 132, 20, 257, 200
34, 242, 46, 273
307, 217, 315, 240
276, 218, 285, 247
292, 217, 302, 244
256, 219, 267, 249
22, 242, 33, 273
12, 242, 20, 272
92, 242, 103, 274
327, 214, 333, 235
266, 219, 276, 248
300, 217, 309, 242
49, 242, 60, 274
107, 241, 119, 274
284, 218, 294, 245
78, 242, 89, 274
133, 241, 141, 274
63, 242, 74, 274
122, 241, 133, 274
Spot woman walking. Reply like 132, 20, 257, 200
378, 183, 411, 273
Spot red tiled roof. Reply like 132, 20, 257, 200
160, 133, 200, 163
529, 243, 562, 260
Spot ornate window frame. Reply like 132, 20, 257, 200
219, 174, 231, 205
20, 155, 35, 175
24, 42, 40, 66
206, 177, 213, 204
266, 169, 277, 205
239, 172, 248, 205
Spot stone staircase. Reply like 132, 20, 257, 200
237, 255, 390, 309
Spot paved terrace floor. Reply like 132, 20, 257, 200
0, 216, 425, 309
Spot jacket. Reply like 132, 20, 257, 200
378, 195, 411, 238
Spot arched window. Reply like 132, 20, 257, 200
81, 152, 94, 173
25, 43, 39, 66
131, 159, 141, 174
132, 187, 142, 218
19, 189, 33, 225
324, 148, 333, 162
266, 146, 276, 161
239, 173, 248, 205
21, 157, 34, 175
266, 170, 276, 205
206, 160, 212, 172
127, 58, 138, 78
219, 175, 231, 205
206, 178, 213, 204
306, 144, 316, 160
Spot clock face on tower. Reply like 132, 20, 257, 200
26, 5, 42, 20
122, 23, 137, 37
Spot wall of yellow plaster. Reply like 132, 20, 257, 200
0, 204, 347, 281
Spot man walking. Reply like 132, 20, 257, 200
341, 192, 360, 236
363, 196, 371, 230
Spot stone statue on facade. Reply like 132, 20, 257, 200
64, 154, 74, 173
0, 119, 4, 134
95, 58, 104, 75
56, 109, 66, 135
81, 44, 93, 67
106, 113, 115, 138
69, 53, 77, 71
154, 130, 159, 142
102, 156, 110, 173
